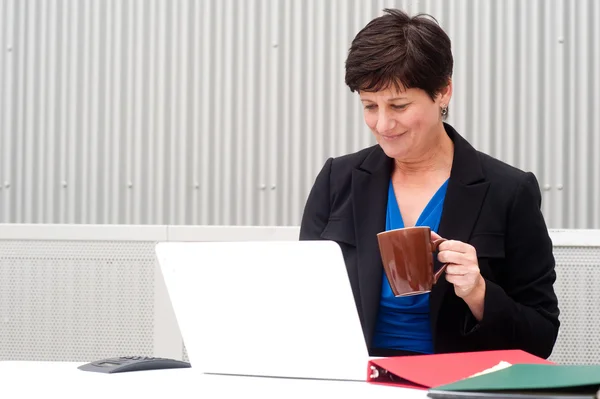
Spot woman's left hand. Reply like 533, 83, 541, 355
432, 232, 486, 309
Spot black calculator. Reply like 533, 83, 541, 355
78, 356, 191, 373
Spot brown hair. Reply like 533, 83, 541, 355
345, 8, 453, 101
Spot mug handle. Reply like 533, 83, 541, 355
431, 238, 447, 284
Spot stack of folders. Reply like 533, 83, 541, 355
367, 350, 600, 398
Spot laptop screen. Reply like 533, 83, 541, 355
156, 240, 369, 381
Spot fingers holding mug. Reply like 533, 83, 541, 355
437, 240, 483, 299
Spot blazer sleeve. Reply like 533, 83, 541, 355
466, 172, 560, 358
299, 158, 333, 240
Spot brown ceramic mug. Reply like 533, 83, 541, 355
376, 226, 447, 297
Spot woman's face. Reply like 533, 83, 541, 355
359, 84, 451, 161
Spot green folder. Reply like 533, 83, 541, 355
427, 364, 600, 399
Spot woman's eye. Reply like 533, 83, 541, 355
392, 104, 407, 110
364, 104, 377, 110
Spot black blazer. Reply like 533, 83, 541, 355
299, 123, 560, 359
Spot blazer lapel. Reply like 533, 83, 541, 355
430, 123, 490, 337
351, 147, 393, 349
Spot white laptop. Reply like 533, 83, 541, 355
155, 240, 370, 381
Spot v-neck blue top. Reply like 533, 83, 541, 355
372, 179, 449, 354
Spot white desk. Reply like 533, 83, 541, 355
0, 361, 427, 399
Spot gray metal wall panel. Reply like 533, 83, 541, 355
0, 0, 598, 227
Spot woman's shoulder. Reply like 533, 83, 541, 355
476, 150, 540, 193
448, 123, 538, 191
318, 145, 384, 181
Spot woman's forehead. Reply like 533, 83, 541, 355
359, 87, 420, 101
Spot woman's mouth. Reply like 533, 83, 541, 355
380, 132, 405, 141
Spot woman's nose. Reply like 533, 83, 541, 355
376, 109, 396, 133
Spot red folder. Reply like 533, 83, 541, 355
367, 350, 553, 389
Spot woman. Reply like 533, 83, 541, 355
299, 9, 559, 358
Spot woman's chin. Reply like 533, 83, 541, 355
378, 141, 409, 160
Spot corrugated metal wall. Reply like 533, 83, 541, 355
0, 0, 598, 227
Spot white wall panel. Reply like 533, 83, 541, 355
0, 0, 598, 228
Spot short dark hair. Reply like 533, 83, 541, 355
345, 8, 453, 101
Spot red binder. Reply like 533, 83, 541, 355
367, 350, 553, 389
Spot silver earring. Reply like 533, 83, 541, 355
441, 105, 448, 117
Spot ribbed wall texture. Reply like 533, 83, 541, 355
0, 0, 598, 227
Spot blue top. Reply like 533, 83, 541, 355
371, 179, 449, 353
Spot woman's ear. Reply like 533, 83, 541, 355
438, 79, 453, 105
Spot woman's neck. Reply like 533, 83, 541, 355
393, 128, 454, 184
